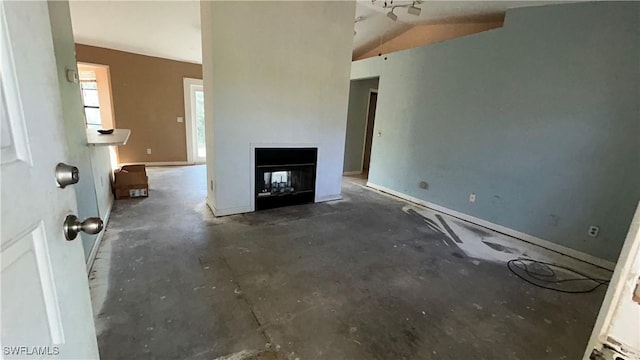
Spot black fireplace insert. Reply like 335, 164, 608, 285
255, 148, 317, 211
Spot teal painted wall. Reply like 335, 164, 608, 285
344, 78, 379, 173
351, 2, 640, 262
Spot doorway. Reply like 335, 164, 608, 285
183, 78, 205, 164
342, 77, 379, 184
362, 89, 377, 176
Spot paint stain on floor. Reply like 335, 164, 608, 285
90, 165, 609, 360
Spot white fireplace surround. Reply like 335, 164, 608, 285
201, 1, 355, 217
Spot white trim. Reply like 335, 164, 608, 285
118, 161, 191, 167
206, 197, 252, 217
584, 202, 640, 359
86, 198, 113, 273
316, 194, 342, 202
360, 88, 377, 172
366, 181, 616, 271
183, 77, 204, 164
343, 171, 362, 175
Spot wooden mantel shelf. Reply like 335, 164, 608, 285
86, 129, 131, 146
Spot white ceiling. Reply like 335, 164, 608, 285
69, 1, 577, 65
69, 0, 202, 64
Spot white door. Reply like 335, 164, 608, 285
584, 202, 640, 360
183, 78, 206, 163
1, 2, 99, 359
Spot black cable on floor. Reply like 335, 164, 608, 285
507, 258, 611, 294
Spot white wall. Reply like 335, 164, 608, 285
201, 1, 356, 215
49, 1, 114, 264
200, 0, 216, 210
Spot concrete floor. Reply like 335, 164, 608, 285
90, 165, 608, 360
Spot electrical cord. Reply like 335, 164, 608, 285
507, 258, 611, 294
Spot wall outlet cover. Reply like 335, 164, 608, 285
147, 148, 152, 155
177, 117, 184, 123
588, 225, 600, 237
469, 193, 476, 203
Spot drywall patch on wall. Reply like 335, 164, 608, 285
352, 1, 640, 262
75, 44, 202, 164
343, 78, 379, 173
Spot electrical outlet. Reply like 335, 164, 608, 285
588, 225, 600, 237
147, 148, 152, 155
210, 180, 213, 191
177, 117, 183, 123
469, 193, 476, 203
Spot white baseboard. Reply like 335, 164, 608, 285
366, 182, 616, 271
118, 161, 191, 167
343, 171, 362, 175
206, 197, 252, 217
316, 194, 343, 202
86, 197, 113, 273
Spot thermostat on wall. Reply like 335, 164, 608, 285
66, 68, 78, 83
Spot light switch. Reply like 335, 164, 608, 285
177, 117, 184, 123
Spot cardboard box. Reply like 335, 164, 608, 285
114, 165, 149, 200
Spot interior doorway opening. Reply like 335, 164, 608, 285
362, 89, 377, 176
342, 77, 379, 185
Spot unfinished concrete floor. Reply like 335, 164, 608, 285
90, 165, 608, 360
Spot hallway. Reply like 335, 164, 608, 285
90, 165, 608, 360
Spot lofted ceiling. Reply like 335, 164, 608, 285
69, 0, 202, 64
352, 0, 576, 58
69, 1, 579, 65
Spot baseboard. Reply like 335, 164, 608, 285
86, 197, 113, 274
118, 161, 191, 167
343, 171, 363, 175
316, 194, 343, 202
366, 182, 616, 271
206, 198, 252, 217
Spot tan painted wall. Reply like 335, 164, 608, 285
75, 44, 202, 163
355, 21, 503, 60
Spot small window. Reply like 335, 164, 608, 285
80, 78, 101, 128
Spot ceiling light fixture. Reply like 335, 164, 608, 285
387, 9, 398, 21
407, 4, 421, 16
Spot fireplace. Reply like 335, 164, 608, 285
255, 148, 317, 211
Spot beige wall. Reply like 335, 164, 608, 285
75, 44, 202, 163
355, 21, 503, 60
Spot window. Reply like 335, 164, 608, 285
80, 80, 101, 127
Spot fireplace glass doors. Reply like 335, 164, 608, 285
255, 148, 317, 210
